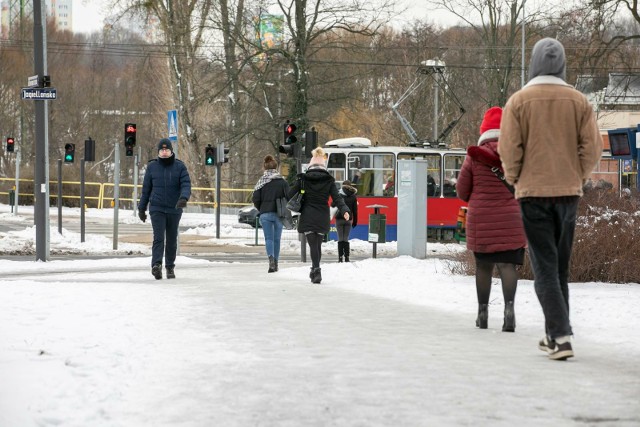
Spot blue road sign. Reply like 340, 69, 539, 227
21, 88, 57, 100
168, 110, 178, 141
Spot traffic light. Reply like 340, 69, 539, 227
124, 123, 137, 157
205, 144, 215, 166
64, 143, 75, 163
218, 143, 230, 163
304, 127, 318, 159
85, 137, 95, 162
6, 137, 15, 153
279, 120, 298, 157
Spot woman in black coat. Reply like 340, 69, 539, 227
252, 155, 290, 273
332, 180, 358, 262
289, 147, 350, 284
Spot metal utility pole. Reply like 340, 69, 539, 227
132, 145, 141, 216
113, 143, 120, 250
521, 0, 526, 88
33, 0, 50, 261
215, 142, 224, 239
80, 158, 86, 243
296, 146, 307, 262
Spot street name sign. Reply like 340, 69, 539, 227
21, 88, 57, 100
27, 75, 39, 87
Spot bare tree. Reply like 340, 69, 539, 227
107, 0, 217, 188
233, 0, 398, 151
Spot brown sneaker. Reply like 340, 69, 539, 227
538, 336, 553, 352
546, 338, 574, 361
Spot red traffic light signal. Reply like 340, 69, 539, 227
284, 121, 297, 144
6, 137, 15, 153
124, 123, 137, 157
280, 120, 299, 157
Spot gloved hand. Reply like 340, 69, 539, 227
138, 210, 147, 222
175, 198, 188, 209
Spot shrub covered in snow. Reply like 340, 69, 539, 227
448, 188, 640, 284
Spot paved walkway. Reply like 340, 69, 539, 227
1, 262, 639, 426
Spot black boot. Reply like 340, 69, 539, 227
503, 301, 515, 332
309, 267, 315, 279
476, 304, 488, 329
338, 241, 344, 263
166, 267, 175, 279
311, 267, 322, 284
344, 241, 350, 262
152, 263, 162, 280
268, 256, 276, 273
274, 259, 279, 272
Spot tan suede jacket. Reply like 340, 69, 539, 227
498, 76, 603, 199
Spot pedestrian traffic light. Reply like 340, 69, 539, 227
279, 120, 298, 157
304, 127, 318, 159
205, 144, 215, 166
85, 137, 95, 162
220, 143, 230, 163
64, 143, 75, 163
216, 143, 231, 164
124, 123, 137, 157
6, 137, 15, 153
284, 120, 297, 144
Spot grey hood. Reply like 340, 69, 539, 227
529, 38, 566, 81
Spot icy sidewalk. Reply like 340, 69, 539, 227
0, 258, 639, 426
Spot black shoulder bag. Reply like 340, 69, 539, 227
286, 176, 305, 213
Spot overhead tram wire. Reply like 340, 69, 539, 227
0, 37, 622, 55
0, 40, 630, 73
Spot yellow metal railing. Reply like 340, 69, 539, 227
0, 177, 104, 208
1, 177, 255, 209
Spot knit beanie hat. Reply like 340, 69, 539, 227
529, 38, 566, 81
158, 138, 173, 152
479, 106, 502, 134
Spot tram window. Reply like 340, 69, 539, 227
350, 152, 394, 196
328, 153, 346, 169
348, 156, 363, 184
327, 153, 346, 182
398, 153, 441, 196
443, 154, 465, 198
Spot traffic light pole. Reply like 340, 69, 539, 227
113, 143, 120, 250
296, 151, 307, 262
57, 159, 62, 235
132, 146, 140, 216
14, 146, 21, 216
215, 161, 222, 239
33, 0, 50, 261
80, 158, 86, 243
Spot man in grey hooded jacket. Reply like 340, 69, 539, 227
499, 38, 602, 361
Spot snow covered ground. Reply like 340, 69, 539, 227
1, 203, 639, 426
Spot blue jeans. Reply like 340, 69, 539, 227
150, 211, 182, 268
520, 199, 578, 340
259, 212, 283, 260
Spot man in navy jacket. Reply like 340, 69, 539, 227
138, 138, 192, 280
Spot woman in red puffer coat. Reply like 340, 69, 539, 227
456, 106, 527, 333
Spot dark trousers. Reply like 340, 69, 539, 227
520, 199, 577, 340
150, 211, 182, 268
335, 220, 352, 242
306, 232, 324, 268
